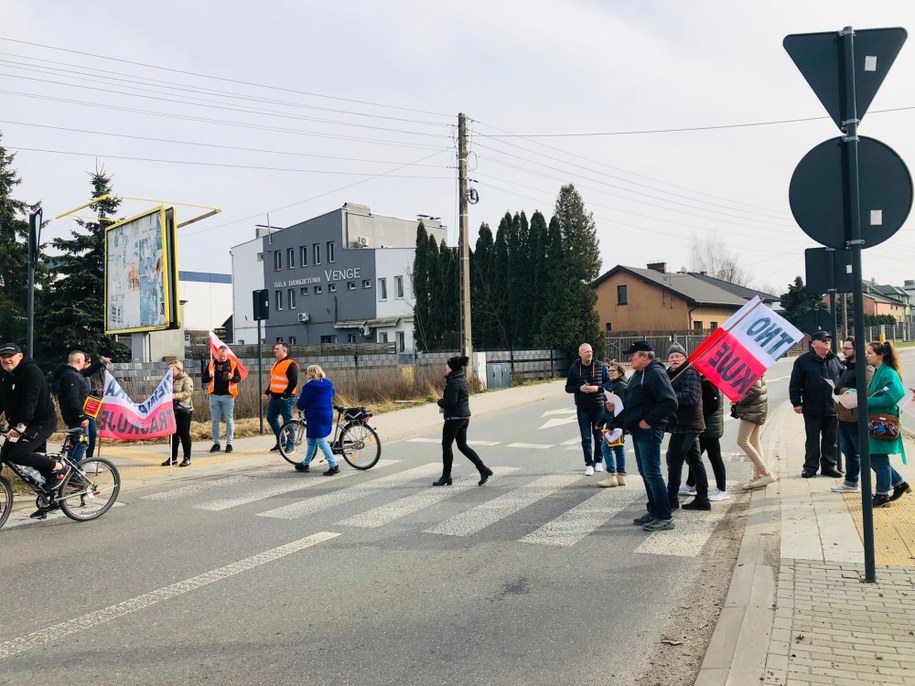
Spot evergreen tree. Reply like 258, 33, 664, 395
438, 238, 461, 349
779, 276, 820, 327
470, 222, 499, 348
507, 211, 531, 347
488, 214, 512, 348
553, 184, 601, 283
411, 222, 432, 351
39, 169, 129, 362
527, 210, 549, 342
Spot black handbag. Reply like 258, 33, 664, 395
173, 401, 192, 415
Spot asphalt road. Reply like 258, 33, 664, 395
1, 361, 801, 686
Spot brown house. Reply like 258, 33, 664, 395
593, 263, 779, 334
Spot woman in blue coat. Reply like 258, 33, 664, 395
863, 341, 909, 507
294, 364, 340, 476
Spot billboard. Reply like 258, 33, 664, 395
104, 207, 181, 334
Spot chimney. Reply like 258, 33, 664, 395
646, 262, 667, 273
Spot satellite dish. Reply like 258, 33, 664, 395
360, 324, 372, 337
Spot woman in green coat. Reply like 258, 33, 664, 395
863, 341, 910, 507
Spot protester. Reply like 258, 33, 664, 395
80, 353, 109, 458
664, 343, 709, 511
863, 341, 909, 507
789, 331, 845, 478
203, 345, 241, 454
734, 376, 774, 489
612, 341, 678, 532
831, 338, 872, 494
293, 364, 340, 476
433, 355, 493, 487
597, 362, 628, 488
164, 360, 194, 467
683, 374, 728, 501
565, 342, 611, 476
262, 342, 299, 453
52, 349, 109, 463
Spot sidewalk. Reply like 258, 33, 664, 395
696, 401, 915, 686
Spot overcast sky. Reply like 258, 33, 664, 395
2, 1, 915, 295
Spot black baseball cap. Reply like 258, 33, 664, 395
0, 343, 22, 356
811, 331, 831, 342
622, 340, 653, 355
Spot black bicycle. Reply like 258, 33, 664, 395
0, 427, 121, 530
278, 405, 381, 470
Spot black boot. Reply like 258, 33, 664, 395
890, 481, 912, 502
682, 497, 711, 511
179, 457, 191, 468
162, 458, 177, 467
478, 467, 494, 486
432, 475, 452, 486
873, 494, 891, 508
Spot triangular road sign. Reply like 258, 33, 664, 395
784, 27, 907, 131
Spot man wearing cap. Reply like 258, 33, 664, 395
0, 343, 70, 518
612, 340, 678, 531
789, 331, 845, 479
565, 342, 611, 476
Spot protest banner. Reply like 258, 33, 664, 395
97, 370, 176, 439
689, 296, 803, 402
209, 330, 249, 380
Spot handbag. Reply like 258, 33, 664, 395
173, 401, 192, 416
867, 413, 899, 441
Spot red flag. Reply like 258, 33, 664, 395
208, 331, 249, 380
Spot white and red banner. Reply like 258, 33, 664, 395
209, 330, 249, 380
689, 296, 803, 402
97, 370, 176, 439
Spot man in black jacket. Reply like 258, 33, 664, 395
612, 341, 678, 532
565, 343, 611, 476
53, 350, 110, 462
789, 331, 845, 478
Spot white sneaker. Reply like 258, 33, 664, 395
831, 483, 860, 493
594, 463, 604, 473
708, 488, 730, 502
585, 465, 595, 476
677, 484, 697, 497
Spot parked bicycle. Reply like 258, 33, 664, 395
278, 405, 381, 470
0, 427, 121, 530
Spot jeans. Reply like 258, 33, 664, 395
667, 431, 708, 501
688, 436, 727, 492
632, 426, 671, 520
600, 439, 626, 474
68, 426, 88, 463
87, 417, 97, 458
209, 394, 235, 445
802, 414, 838, 473
267, 396, 295, 447
441, 418, 487, 477
304, 436, 337, 468
837, 421, 861, 485
576, 405, 605, 467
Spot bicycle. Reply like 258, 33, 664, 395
278, 405, 381, 470
0, 427, 121, 530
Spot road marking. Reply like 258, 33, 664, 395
467, 440, 500, 446
506, 442, 553, 449
520, 487, 643, 547
541, 409, 575, 416
257, 463, 440, 520
424, 473, 581, 537
142, 474, 252, 501
2, 502, 125, 529
407, 438, 440, 444
634, 507, 729, 557
561, 437, 580, 446
539, 416, 579, 430
338, 467, 521, 528
0, 532, 339, 660
196, 460, 398, 511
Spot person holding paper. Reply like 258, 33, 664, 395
863, 341, 909, 507
831, 338, 872, 494
597, 363, 628, 488
565, 343, 611, 476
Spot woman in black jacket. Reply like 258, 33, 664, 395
433, 356, 493, 487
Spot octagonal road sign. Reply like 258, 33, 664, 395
789, 135, 913, 250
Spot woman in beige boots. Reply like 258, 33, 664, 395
733, 375, 775, 489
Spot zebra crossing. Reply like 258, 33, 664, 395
131, 462, 737, 555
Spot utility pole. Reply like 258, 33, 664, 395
458, 113, 473, 368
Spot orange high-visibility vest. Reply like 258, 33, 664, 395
208, 359, 239, 398
269, 357, 298, 395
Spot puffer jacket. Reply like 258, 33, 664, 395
173, 371, 194, 412
699, 377, 724, 440
732, 377, 767, 425
604, 376, 628, 430
438, 368, 471, 419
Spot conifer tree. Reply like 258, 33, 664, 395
470, 222, 500, 349
411, 222, 432, 351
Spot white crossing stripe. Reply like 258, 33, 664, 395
538, 416, 579, 430
142, 474, 252, 501
1, 502, 125, 529
520, 487, 643, 547
196, 460, 398, 511
338, 467, 521, 528
0, 532, 339, 660
561, 437, 580, 446
257, 463, 440, 520
507, 443, 552, 449
408, 438, 439, 444
634, 508, 729, 557
467, 440, 500, 446
424, 473, 581, 537
541, 409, 576, 416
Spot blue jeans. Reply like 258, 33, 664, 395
632, 426, 671, 520
267, 396, 295, 447
870, 453, 905, 495
600, 439, 626, 474
87, 417, 97, 458
209, 394, 235, 445
304, 436, 337, 468
837, 421, 861, 485
69, 426, 88, 463
576, 405, 604, 467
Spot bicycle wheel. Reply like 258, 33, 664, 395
278, 420, 307, 464
58, 458, 120, 522
339, 422, 381, 470
0, 476, 12, 530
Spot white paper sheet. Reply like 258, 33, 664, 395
604, 391, 623, 416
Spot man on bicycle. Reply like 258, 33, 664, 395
0, 343, 69, 518
52, 349, 110, 463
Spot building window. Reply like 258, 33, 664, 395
380, 332, 389, 343
257, 252, 264, 262
327, 241, 336, 263
347, 334, 357, 343
329, 283, 337, 293
617, 284, 628, 305
275, 290, 283, 311
275, 337, 284, 343
397, 331, 405, 352
313, 243, 321, 265
288, 336, 296, 345
314, 285, 323, 294
710, 322, 718, 330
300, 286, 308, 296
362, 279, 371, 289
288, 288, 296, 309
605, 322, 612, 332
320, 335, 336, 344
378, 278, 387, 300
347, 281, 356, 290
694, 321, 703, 331
299, 245, 308, 266
394, 275, 404, 299
273, 251, 282, 271
286, 248, 295, 269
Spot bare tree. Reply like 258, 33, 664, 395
689, 232, 751, 286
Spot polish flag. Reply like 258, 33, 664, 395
208, 330, 249, 380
